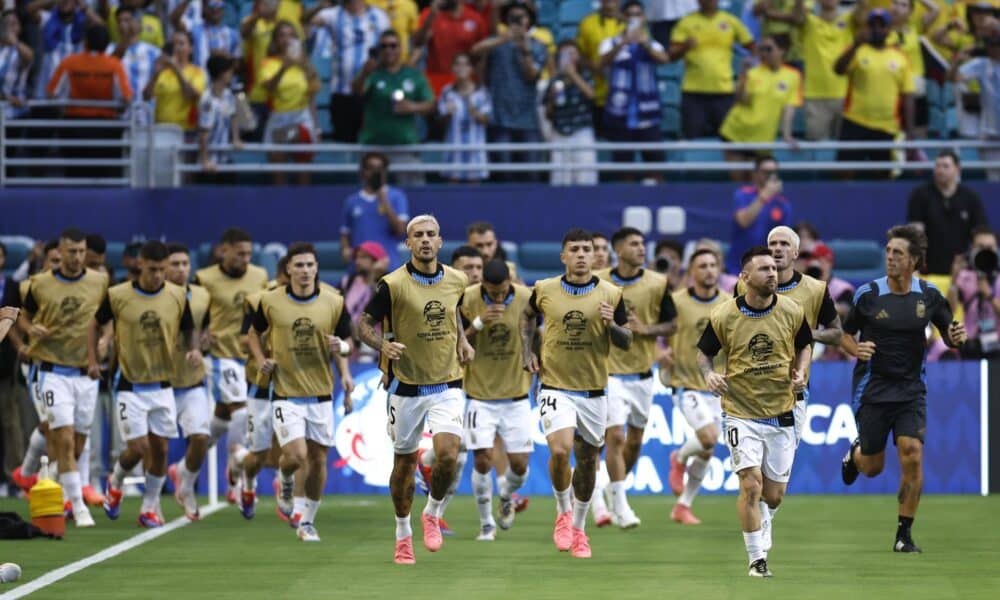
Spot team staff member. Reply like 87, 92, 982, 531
19, 228, 109, 528
697, 246, 813, 578
194, 228, 269, 504
520, 228, 632, 559
248, 242, 353, 543
592, 227, 675, 529
841, 225, 966, 553
460, 260, 534, 539
94, 241, 200, 528
356, 214, 474, 565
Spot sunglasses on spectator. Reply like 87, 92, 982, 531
381, 43, 399, 49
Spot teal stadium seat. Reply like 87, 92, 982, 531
827, 239, 884, 285
2, 239, 32, 275
659, 79, 681, 107
558, 0, 594, 25
314, 240, 348, 285
518, 241, 564, 284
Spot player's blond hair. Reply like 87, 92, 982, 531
406, 214, 440, 236
767, 226, 800, 250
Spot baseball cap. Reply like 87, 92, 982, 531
867, 9, 891, 25
356, 241, 388, 262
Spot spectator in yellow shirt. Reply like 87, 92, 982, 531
753, 0, 814, 62
720, 33, 802, 162
793, 0, 854, 140
887, 0, 940, 138
834, 9, 915, 174
144, 29, 206, 131
369, 0, 419, 62
670, 0, 755, 139
240, 0, 280, 140
105, 0, 164, 48
576, 0, 624, 129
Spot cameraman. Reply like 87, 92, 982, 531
948, 226, 1000, 358
340, 152, 410, 271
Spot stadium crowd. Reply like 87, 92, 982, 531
4, 0, 1000, 183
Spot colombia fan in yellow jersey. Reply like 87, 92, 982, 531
194, 228, 268, 502
520, 228, 632, 559
666, 248, 731, 526
356, 215, 474, 565
696, 246, 812, 578
248, 243, 353, 543
20, 228, 108, 528
592, 227, 675, 530
92, 241, 200, 529
163, 244, 212, 521
459, 259, 533, 539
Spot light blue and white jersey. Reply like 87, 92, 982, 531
106, 41, 160, 98
314, 5, 389, 95
198, 87, 235, 163
188, 19, 242, 68
438, 84, 491, 181
169, 0, 202, 34
34, 9, 84, 99
0, 45, 30, 118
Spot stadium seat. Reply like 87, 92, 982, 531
439, 240, 466, 264
926, 79, 942, 108
1, 239, 32, 274
657, 62, 684, 80
659, 79, 681, 107
106, 241, 125, 270
518, 241, 564, 284
827, 239, 884, 285
314, 241, 349, 272
319, 270, 347, 286
558, 0, 595, 25
662, 107, 681, 138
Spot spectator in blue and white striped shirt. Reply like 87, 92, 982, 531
311, 0, 390, 142
438, 53, 491, 182
108, 5, 159, 121
166, 0, 201, 35
27, 0, 104, 100
171, 0, 241, 68
198, 54, 241, 172
0, 10, 33, 119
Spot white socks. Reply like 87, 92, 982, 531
572, 497, 591, 531
78, 439, 91, 488
471, 470, 494, 526
142, 474, 166, 514
499, 468, 527, 499
302, 498, 320, 525
228, 408, 248, 453
208, 416, 228, 449
20, 429, 47, 476
178, 462, 199, 494
553, 486, 573, 513
395, 515, 412, 540
293, 496, 306, 517
59, 471, 82, 508
610, 480, 632, 515
743, 530, 766, 563
423, 495, 444, 518
111, 461, 128, 489
419, 447, 436, 468
678, 456, 709, 507
677, 435, 705, 463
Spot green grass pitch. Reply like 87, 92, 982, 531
2, 495, 998, 599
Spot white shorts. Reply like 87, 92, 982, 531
272, 400, 334, 447
537, 387, 607, 448
464, 398, 534, 454
675, 388, 723, 433
208, 357, 247, 404
793, 392, 808, 446
387, 387, 465, 454
36, 368, 98, 434
116, 386, 179, 441
724, 415, 796, 483
247, 397, 275, 453
607, 374, 655, 429
174, 386, 211, 437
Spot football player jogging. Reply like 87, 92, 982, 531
247, 243, 353, 542
93, 241, 201, 527
592, 227, 676, 528
840, 225, 966, 553
521, 228, 633, 559
696, 246, 813, 577
194, 228, 268, 502
163, 244, 213, 521
721, 226, 842, 546
18, 228, 109, 527
666, 248, 731, 525
461, 259, 534, 539
356, 215, 474, 565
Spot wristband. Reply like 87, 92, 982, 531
338, 340, 351, 356
472, 316, 485, 331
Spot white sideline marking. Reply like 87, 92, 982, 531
1, 503, 226, 599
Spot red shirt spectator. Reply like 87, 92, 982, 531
415, 1, 488, 95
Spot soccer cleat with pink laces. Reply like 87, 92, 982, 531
394, 536, 416, 565
671, 503, 702, 525
668, 451, 685, 496
421, 513, 442, 552
571, 528, 592, 558
553, 512, 572, 552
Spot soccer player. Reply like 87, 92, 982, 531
520, 228, 632, 559
93, 241, 200, 528
450, 246, 483, 285
247, 242, 353, 542
591, 232, 610, 271
696, 246, 813, 577
163, 244, 212, 521
356, 214, 474, 565
666, 248, 731, 525
840, 225, 966, 553
461, 259, 533, 539
466, 221, 520, 282
194, 228, 268, 502
18, 228, 109, 527
592, 227, 675, 528
723, 225, 843, 546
